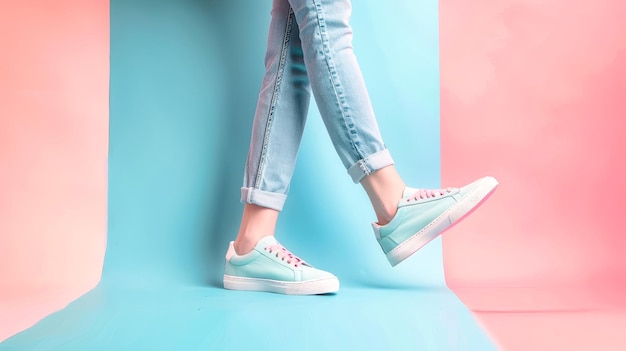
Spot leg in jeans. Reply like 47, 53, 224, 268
235, 0, 311, 254
286, 0, 406, 224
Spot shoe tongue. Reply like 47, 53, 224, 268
255, 236, 278, 248
402, 187, 418, 198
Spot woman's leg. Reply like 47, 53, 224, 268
226, 0, 339, 295
287, 0, 391, 180
286, 0, 405, 223
235, 0, 311, 255
286, 0, 498, 266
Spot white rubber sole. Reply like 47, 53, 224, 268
223, 275, 340, 295
386, 176, 499, 266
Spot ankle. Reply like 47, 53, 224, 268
233, 234, 271, 256
232, 239, 254, 256
361, 166, 405, 225
233, 203, 279, 255
375, 203, 398, 226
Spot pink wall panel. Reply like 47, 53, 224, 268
440, 0, 626, 289
0, 1, 109, 341
440, 1, 626, 348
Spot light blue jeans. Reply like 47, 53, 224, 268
241, 0, 394, 211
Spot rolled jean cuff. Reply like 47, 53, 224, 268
347, 149, 395, 183
240, 187, 287, 211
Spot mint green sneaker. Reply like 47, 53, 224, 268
373, 176, 498, 266
223, 236, 339, 295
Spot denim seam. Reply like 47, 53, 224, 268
359, 159, 370, 176
311, 0, 368, 172
254, 7, 295, 189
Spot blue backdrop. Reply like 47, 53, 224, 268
105, 0, 444, 288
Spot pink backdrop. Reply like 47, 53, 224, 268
0, 0, 109, 341
440, 0, 626, 349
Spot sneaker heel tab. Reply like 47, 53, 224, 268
371, 222, 382, 239
225, 241, 236, 261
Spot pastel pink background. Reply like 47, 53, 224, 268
440, 0, 626, 349
0, 1, 109, 342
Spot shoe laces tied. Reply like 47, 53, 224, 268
408, 188, 453, 201
265, 243, 304, 267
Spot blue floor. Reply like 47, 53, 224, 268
1, 284, 496, 351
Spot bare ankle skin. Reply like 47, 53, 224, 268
233, 203, 279, 255
360, 165, 406, 225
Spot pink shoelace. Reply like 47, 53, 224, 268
265, 243, 305, 267
407, 187, 453, 201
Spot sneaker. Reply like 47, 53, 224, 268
373, 176, 499, 266
223, 236, 340, 295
